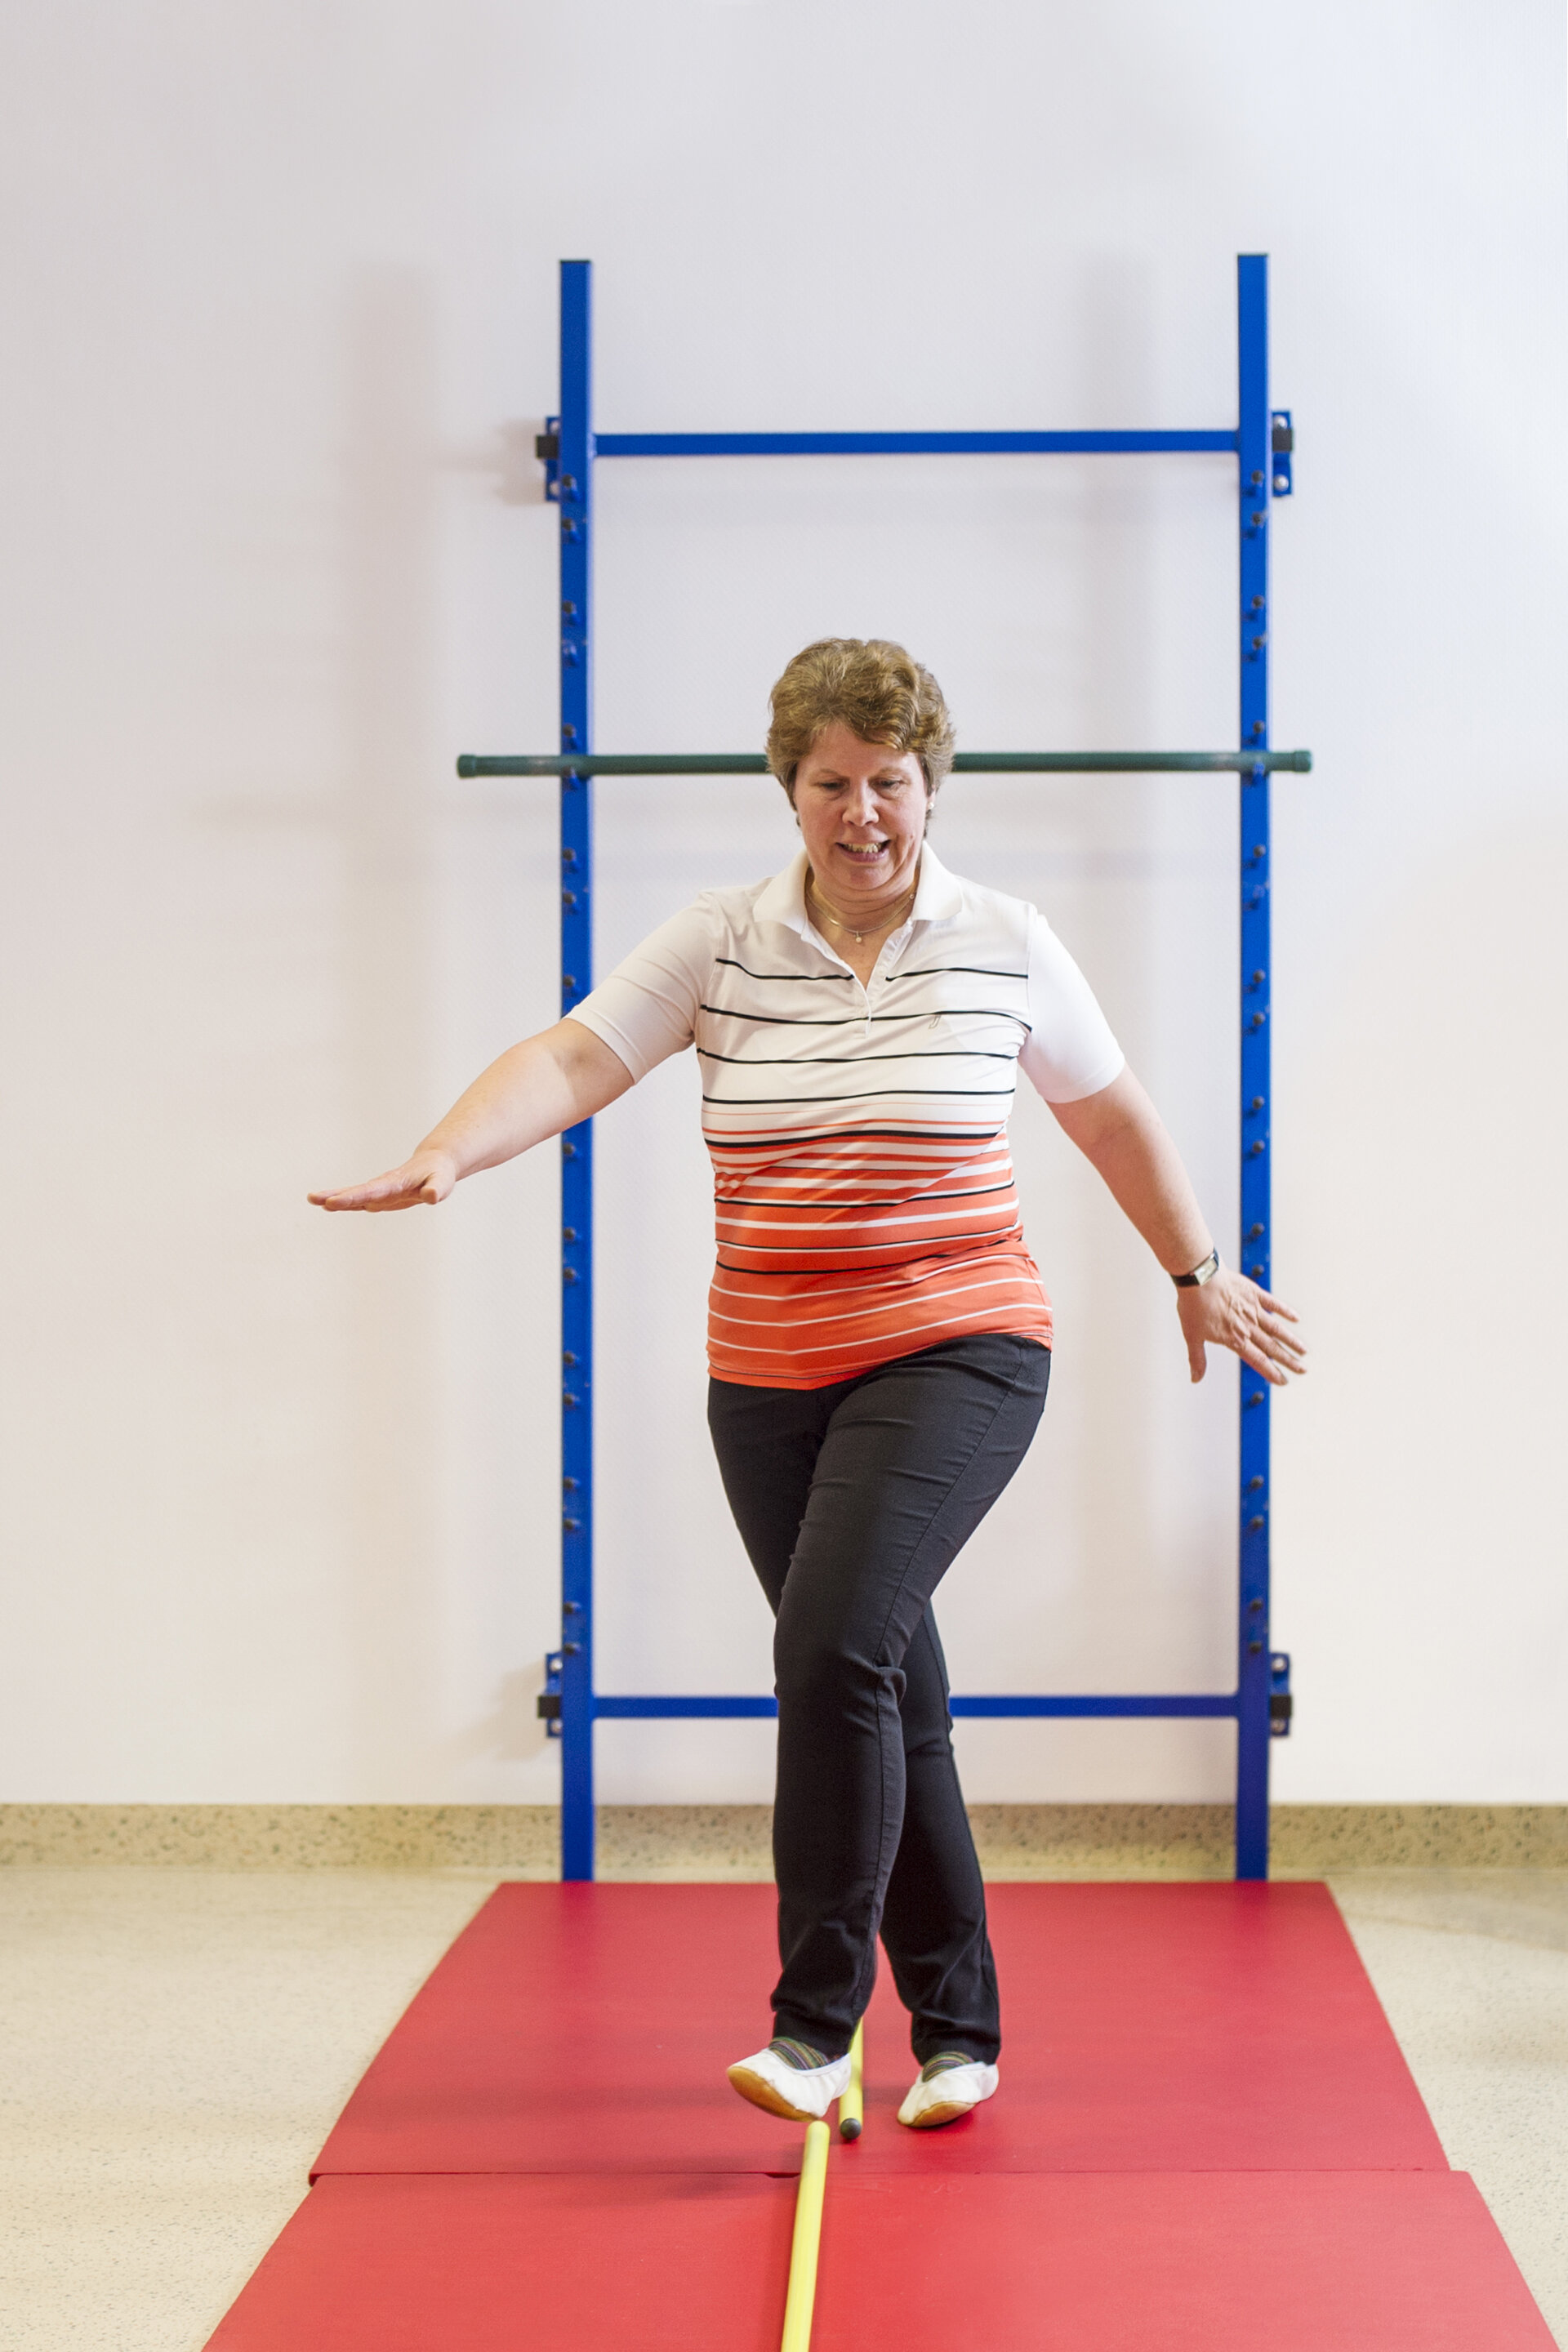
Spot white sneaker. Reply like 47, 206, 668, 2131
896, 2056, 1000, 2129
727, 2042, 853, 2123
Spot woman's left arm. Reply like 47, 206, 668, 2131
1049, 1067, 1307, 1387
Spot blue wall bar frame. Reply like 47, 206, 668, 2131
527, 253, 1290, 1885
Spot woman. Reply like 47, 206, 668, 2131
312, 639, 1304, 2132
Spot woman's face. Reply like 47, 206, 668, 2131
792, 722, 929, 915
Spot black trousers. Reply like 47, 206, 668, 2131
707, 1332, 1049, 2065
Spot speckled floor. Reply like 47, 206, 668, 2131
0, 1867, 1562, 2350
1330, 1871, 1568, 2342
0, 1873, 491, 2352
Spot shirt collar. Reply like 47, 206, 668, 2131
755, 840, 964, 937
911, 841, 964, 921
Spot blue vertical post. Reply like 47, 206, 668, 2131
558, 261, 596, 1880
1235, 253, 1272, 1878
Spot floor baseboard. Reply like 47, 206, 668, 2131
2, 1802, 1564, 1873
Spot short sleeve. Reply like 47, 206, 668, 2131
565, 898, 719, 1081
1016, 909, 1125, 1103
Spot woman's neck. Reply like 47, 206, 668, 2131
804, 862, 920, 985
804, 862, 920, 943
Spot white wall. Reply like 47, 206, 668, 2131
1, 0, 1564, 1806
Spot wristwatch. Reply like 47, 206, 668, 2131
1173, 1247, 1221, 1289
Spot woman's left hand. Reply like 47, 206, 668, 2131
1177, 1269, 1306, 1386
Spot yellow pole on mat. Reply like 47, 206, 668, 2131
838, 2020, 864, 2140
780, 2119, 830, 2352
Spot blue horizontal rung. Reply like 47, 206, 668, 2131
594, 430, 1236, 459
950, 1693, 1237, 1718
591, 1692, 1237, 1719
595, 1695, 778, 1718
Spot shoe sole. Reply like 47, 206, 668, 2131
727, 2063, 817, 2123
900, 2096, 981, 2129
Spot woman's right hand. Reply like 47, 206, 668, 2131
307, 1019, 635, 1218
308, 1149, 459, 1212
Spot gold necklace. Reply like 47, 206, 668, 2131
806, 874, 918, 945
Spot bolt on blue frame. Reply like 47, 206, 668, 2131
463, 253, 1299, 1883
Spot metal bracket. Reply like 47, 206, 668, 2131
1270, 1650, 1293, 1737
538, 1650, 564, 1736
1271, 410, 1294, 497
537, 416, 562, 502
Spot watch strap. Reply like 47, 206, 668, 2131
1174, 1247, 1221, 1289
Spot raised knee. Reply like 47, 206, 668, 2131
774, 1629, 893, 1713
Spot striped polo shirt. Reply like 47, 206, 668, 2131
569, 844, 1124, 1389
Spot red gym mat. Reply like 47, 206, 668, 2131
813, 2170, 1557, 2351
207, 2168, 1555, 2351
206, 2173, 797, 2352
311, 1881, 1445, 2179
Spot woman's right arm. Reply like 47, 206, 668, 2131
308, 1018, 635, 1212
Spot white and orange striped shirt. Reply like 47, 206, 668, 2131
569, 845, 1124, 1389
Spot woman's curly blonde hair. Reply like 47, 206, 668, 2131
765, 639, 956, 802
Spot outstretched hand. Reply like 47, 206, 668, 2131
308, 1151, 458, 1213
1178, 1268, 1305, 1387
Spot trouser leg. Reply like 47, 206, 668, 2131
709, 1334, 1048, 2063
878, 1602, 1000, 2064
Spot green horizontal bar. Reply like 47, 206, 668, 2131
457, 748, 1312, 778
